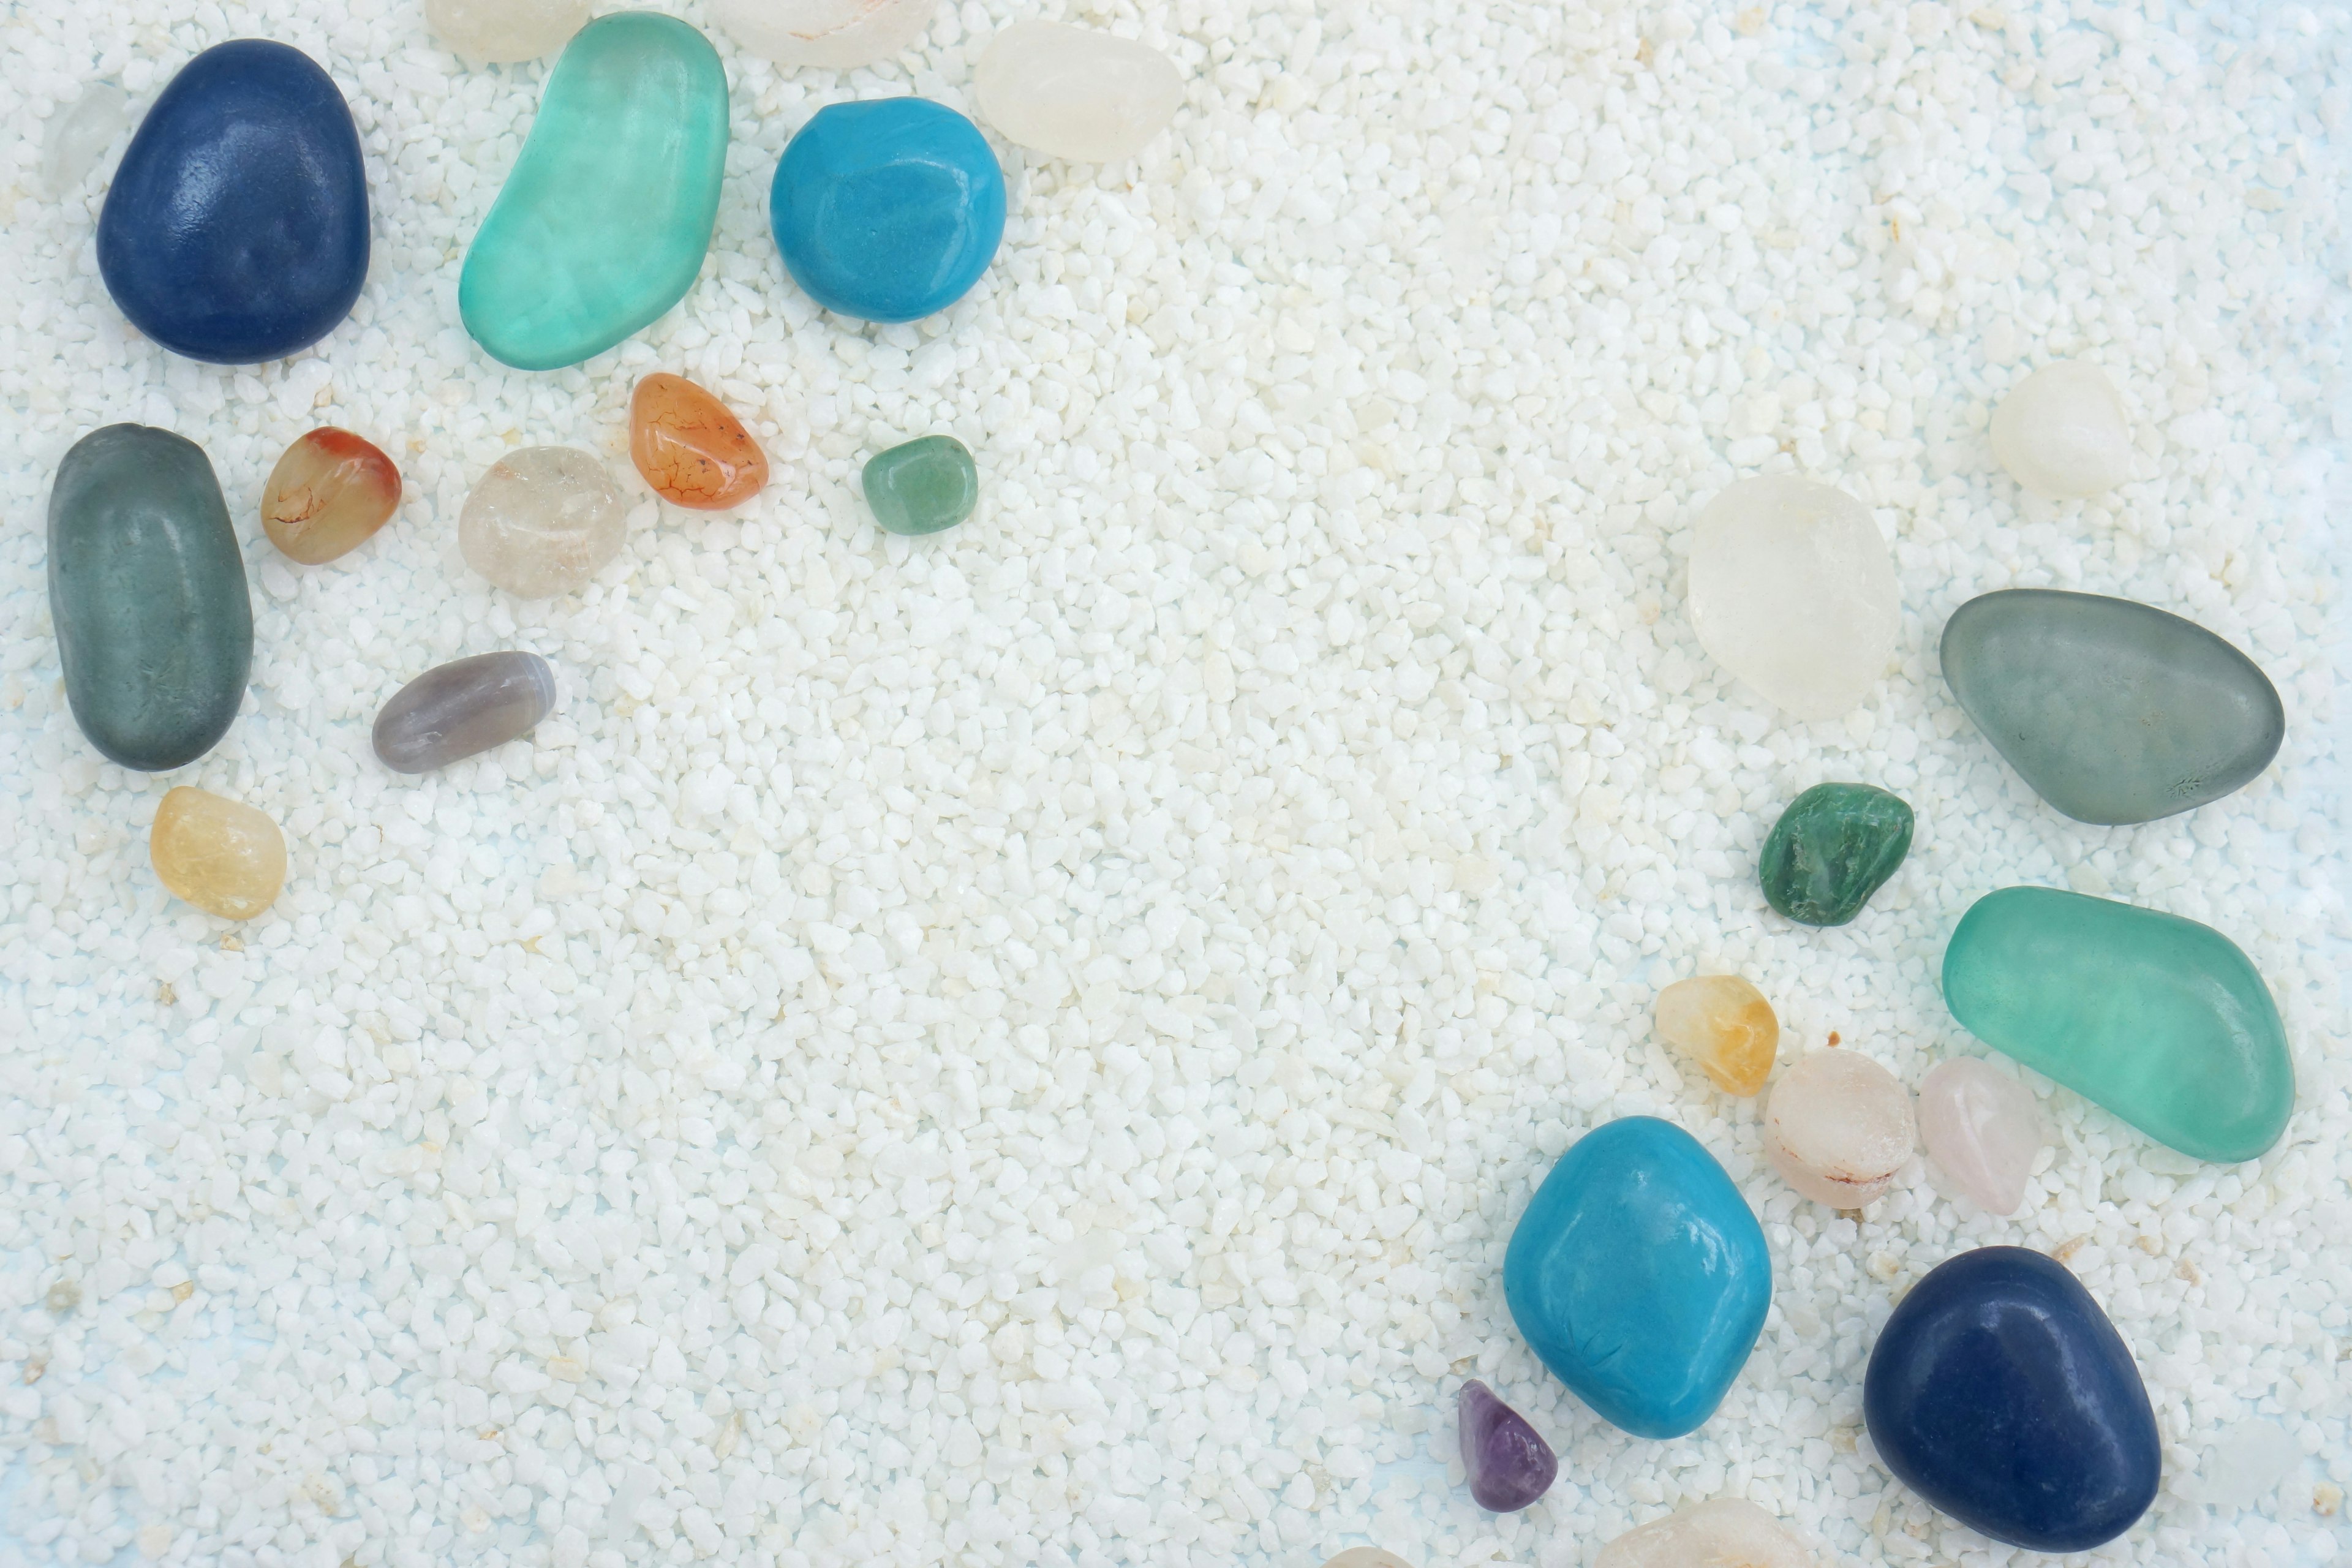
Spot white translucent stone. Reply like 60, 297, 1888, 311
426, 0, 591, 62
1763, 1050, 1915, 1208
1989, 359, 2135, 499
42, 80, 130, 198
2193, 1419, 2301, 1511
459, 447, 627, 598
975, 21, 1185, 163
1596, 1498, 1817, 1568
1918, 1057, 2045, 1216
1685, 475, 1899, 720
710, 0, 939, 68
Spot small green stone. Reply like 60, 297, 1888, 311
1758, 782, 1913, 926
862, 435, 978, 536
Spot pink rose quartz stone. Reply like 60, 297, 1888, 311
1763, 1050, 1915, 1208
1918, 1057, 2046, 1216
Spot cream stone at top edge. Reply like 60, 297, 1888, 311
1685, 474, 1901, 721
1596, 1498, 1818, 1568
975, 21, 1185, 163
424, 0, 590, 62
712, 0, 940, 69
1989, 359, 2136, 500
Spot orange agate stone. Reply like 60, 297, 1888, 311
261, 428, 401, 564
629, 372, 767, 509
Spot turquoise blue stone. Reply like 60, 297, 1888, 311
97, 40, 368, 364
1865, 1247, 2159, 1553
48, 426, 252, 771
769, 99, 1006, 323
1503, 1117, 1770, 1439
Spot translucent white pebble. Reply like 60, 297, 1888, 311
1989, 360, 2135, 499
1596, 1498, 1818, 1568
424, 0, 590, 61
1917, 1057, 2045, 1216
975, 21, 1185, 163
710, 0, 939, 68
1763, 1050, 1915, 1208
1685, 475, 1901, 720
42, 79, 130, 198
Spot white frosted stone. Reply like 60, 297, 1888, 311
975, 21, 1185, 163
1686, 475, 1900, 720
710, 0, 938, 68
459, 447, 627, 598
42, 80, 129, 198
1989, 359, 2135, 499
425, 0, 590, 61
1763, 1050, 1915, 1208
1596, 1498, 1817, 1568
1918, 1057, 2045, 1216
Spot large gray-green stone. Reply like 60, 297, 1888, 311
1940, 589, 2282, 826
48, 424, 252, 771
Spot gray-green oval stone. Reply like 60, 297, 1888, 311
1758, 782, 1913, 926
48, 424, 252, 771
1941, 588, 2282, 826
1943, 886, 2291, 1164
862, 435, 978, 536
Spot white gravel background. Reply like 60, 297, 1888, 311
1, 0, 2347, 1565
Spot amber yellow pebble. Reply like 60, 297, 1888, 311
629, 372, 767, 510
1654, 974, 1779, 1095
150, 786, 285, 920
260, 428, 402, 564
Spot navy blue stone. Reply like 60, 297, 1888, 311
1864, 1247, 2159, 1553
97, 40, 369, 364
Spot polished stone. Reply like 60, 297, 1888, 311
974, 21, 1185, 162
1504, 1117, 1768, 1439
1686, 476, 1901, 720
770, 99, 1005, 324
1595, 1499, 1816, 1568
1763, 1051, 1915, 1208
151, 786, 285, 921
1918, 1058, 2045, 1216
97, 41, 368, 363
1941, 588, 2283, 826
1943, 886, 2291, 1164
1654, 974, 1777, 1096
48, 425, 251, 771
461, 13, 729, 370
42, 78, 129, 198
712, 0, 937, 67
1864, 1246, 2159, 1553
1457, 1380, 1556, 1512
374, 653, 557, 774
459, 447, 628, 598
261, 428, 401, 564
862, 434, 978, 535
1990, 361, 2134, 499
1758, 782, 1913, 926
630, 373, 767, 510
428, 0, 590, 61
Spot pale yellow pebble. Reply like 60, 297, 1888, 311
149, 786, 286, 921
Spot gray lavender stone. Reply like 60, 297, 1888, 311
1458, 1379, 1557, 1512
372, 652, 556, 774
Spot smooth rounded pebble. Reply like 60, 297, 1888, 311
151, 786, 287, 921
631, 373, 767, 510
1763, 1050, 1915, 1208
41, 78, 129, 197
974, 21, 1185, 162
262, 428, 401, 565
459, 447, 628, 598
1596, 1498, 1817, 1568
1654, 974, 1777, 1096
1456, 1379, 1556, 1512
1917, 1058, 2045, 1216
1989, 360, 2134, 499
711, 0, 937, 67
373, 653, 558, 775
426, 0, 590, 61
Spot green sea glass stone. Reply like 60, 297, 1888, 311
459, 12, 728, 371
1758, 782, 1913, 926
1940, 588, 2283, 826
1943, 886, 2292, 1164
862, 435, 978, 535
48, 424, 252, 771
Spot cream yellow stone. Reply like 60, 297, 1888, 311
1655, 974, 1779, 1096
150, 786, 286, 920
1322, 1552, 1417, 1568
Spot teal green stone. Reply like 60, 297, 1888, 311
1758, 782, 1913, 926
1943, 886, 2292, 1164
1941, 588, 2283, 826
459, 13, 728, 371
48, 424, 252, 771
862, 435, 978, 535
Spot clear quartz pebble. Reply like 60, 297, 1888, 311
1596, 1498, 1817, 1568
426, 0, 592, 62
459, 447, 627, 598
1989, 360, 2134, 499
1763, 1050, 1916, 1208
1918, 1057, 2045, 1216
1685, 475, 1900, 720
974, 21, 1185, 163
42, 79, 130, 198
373, 652, 557, 774
710, 0, 938, 68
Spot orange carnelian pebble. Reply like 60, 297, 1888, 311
260, 428, 402, 564
629, 372, 767, 510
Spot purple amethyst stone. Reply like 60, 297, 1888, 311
1458, 1379, 1558, 1512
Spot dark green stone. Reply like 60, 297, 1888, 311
48, 424, 252, 771
1759, 782, 1913, 926
862, 435, 978, 535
